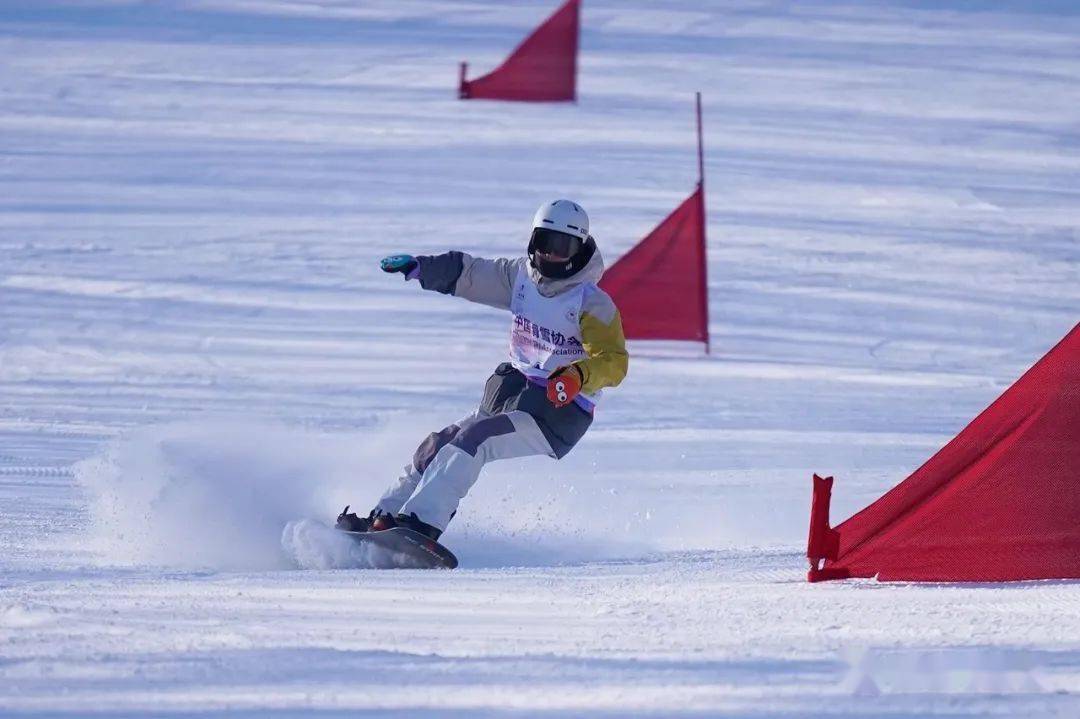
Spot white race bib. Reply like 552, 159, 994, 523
508, 267, 600, 406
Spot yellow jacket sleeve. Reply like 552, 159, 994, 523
572, 303, 629, 394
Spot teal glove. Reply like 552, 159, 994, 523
380, 254, 418, 277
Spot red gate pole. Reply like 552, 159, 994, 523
458, 62, 469, 99
696, 92, 711, 355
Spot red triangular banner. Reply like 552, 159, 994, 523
808, 323, 1080, 582
459, 0, 579, 102
599, 186, 709, 345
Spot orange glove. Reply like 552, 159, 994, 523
546, 365, 583, 408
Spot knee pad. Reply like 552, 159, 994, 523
449, 414, 515, 457
413, 424, 462, 473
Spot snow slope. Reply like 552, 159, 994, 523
1, 0, 1079, 715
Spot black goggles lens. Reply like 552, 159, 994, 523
533, 229, 582, 257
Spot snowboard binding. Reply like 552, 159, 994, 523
334, 506, 457, 569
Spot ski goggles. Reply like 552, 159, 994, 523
531, 228, 583, 258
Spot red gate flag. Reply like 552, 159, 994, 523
599, 187, 709, 345
459, 0, 579, 102
808, 323, 1080, 583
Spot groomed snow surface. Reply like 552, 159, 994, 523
2, 1, 1079, 716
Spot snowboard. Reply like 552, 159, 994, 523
338, 527, 459, 569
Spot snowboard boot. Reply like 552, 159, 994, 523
335, 505, 394, 533
394, 512, 442, 541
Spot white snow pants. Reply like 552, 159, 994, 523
376, 409, 555, 531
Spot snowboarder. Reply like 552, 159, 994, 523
336, 200, 629, 541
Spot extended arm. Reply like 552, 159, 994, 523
383, 252, 518, 311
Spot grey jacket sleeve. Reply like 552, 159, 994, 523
454, 254, 518, 310
414, 252, 517, 311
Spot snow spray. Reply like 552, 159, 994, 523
72, 417, 417, 571
71, 416, 653, 571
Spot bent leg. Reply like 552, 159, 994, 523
398, 410, 553, 531
376, 412, 479, 514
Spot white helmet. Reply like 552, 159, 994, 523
528, 199, 596, 280
532, 199, 589, 240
